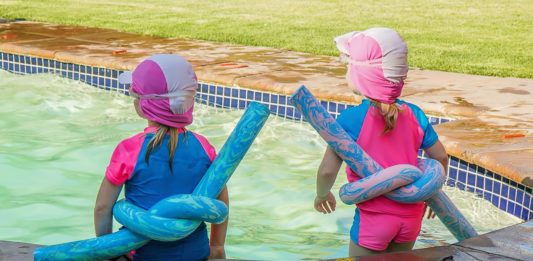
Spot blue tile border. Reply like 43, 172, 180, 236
445, 156, 532, 220
0, 51, 531, 221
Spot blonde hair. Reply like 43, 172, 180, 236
145, 124, 181, 171
370, 99, 402, 133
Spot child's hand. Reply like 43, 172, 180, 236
314, 192, 337, 214
209, 245, 226, 259
424, 204, 436, 219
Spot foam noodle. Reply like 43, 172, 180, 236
34, 102, 270, 261
290, 86, 478, 241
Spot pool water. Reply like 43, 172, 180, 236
0, 71, 521, 260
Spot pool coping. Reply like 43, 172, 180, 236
0, 21, 531, 221
2, 220, 531, 260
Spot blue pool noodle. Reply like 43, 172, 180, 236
290, 86, 478, 241
34, 102, 270, 261
338, 160, 445, 205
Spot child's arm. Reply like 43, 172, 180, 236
94, 178, 122, 236
315, 147, 343, 214
423, 140, 448, 219
424, 140, 448, 174
209, 185, 229, 259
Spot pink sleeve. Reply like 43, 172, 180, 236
345, 166, 361, 183
192, 133, 217, 162
105, 133, 146, 186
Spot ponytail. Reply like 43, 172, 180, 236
370, 99, 401, 133
145, 125, 180, 171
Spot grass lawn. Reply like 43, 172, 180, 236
1, 0, 532, 78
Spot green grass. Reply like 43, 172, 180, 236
1, 0, 532, 78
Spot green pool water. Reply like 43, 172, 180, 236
0, 71, 521, 260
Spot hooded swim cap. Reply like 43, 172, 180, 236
119, 54, 198, 128
335, 27, 408, 104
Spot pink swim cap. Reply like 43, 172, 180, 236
335, 28, 408, 104
119, 54, 198, 128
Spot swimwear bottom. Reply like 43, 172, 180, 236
350, 208, 423, 251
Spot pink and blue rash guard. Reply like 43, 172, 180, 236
105, 126, 216, 261
336, 99, 439, 217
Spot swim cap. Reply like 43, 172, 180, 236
335, 27, 408, 104
119, 54, 198, 128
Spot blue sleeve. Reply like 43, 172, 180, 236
336, 100, 370, 142
405, 102, 438, 149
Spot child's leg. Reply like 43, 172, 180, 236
349, 240, 382, 256
386, 241, 416, 252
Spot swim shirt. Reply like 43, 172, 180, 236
105, 126, 216, 260
337, 99, 438, 217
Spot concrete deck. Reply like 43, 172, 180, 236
0, 240, 40, 261
2, 220, 531, 260
0, 21, 532, 187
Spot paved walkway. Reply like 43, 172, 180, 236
0, 21, 532, 186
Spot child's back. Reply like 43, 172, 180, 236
118, 129, 215, 209
107, 128, 216, 259
338, 99, 437, 216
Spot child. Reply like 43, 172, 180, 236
313, 28, 448, 256
94, 54, 228, 261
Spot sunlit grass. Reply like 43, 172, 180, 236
1, 0, 531, 78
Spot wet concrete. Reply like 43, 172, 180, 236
2, 220, 531, 260
0, 21, 532, 187
0, 240, 40, 261
435, 119, 533, 186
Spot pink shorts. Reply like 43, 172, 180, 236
350, 208, 423, 251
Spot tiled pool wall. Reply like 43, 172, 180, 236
1, 51, 531, 221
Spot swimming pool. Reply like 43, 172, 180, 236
0, 71, 521, 259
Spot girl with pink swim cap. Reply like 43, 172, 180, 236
94, 54, 228, 260
313, 28, 449, 256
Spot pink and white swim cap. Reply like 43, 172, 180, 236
335, 27, 408, 104
119, 54, 198, 128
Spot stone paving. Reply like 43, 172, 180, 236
0, 22, 532, 186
